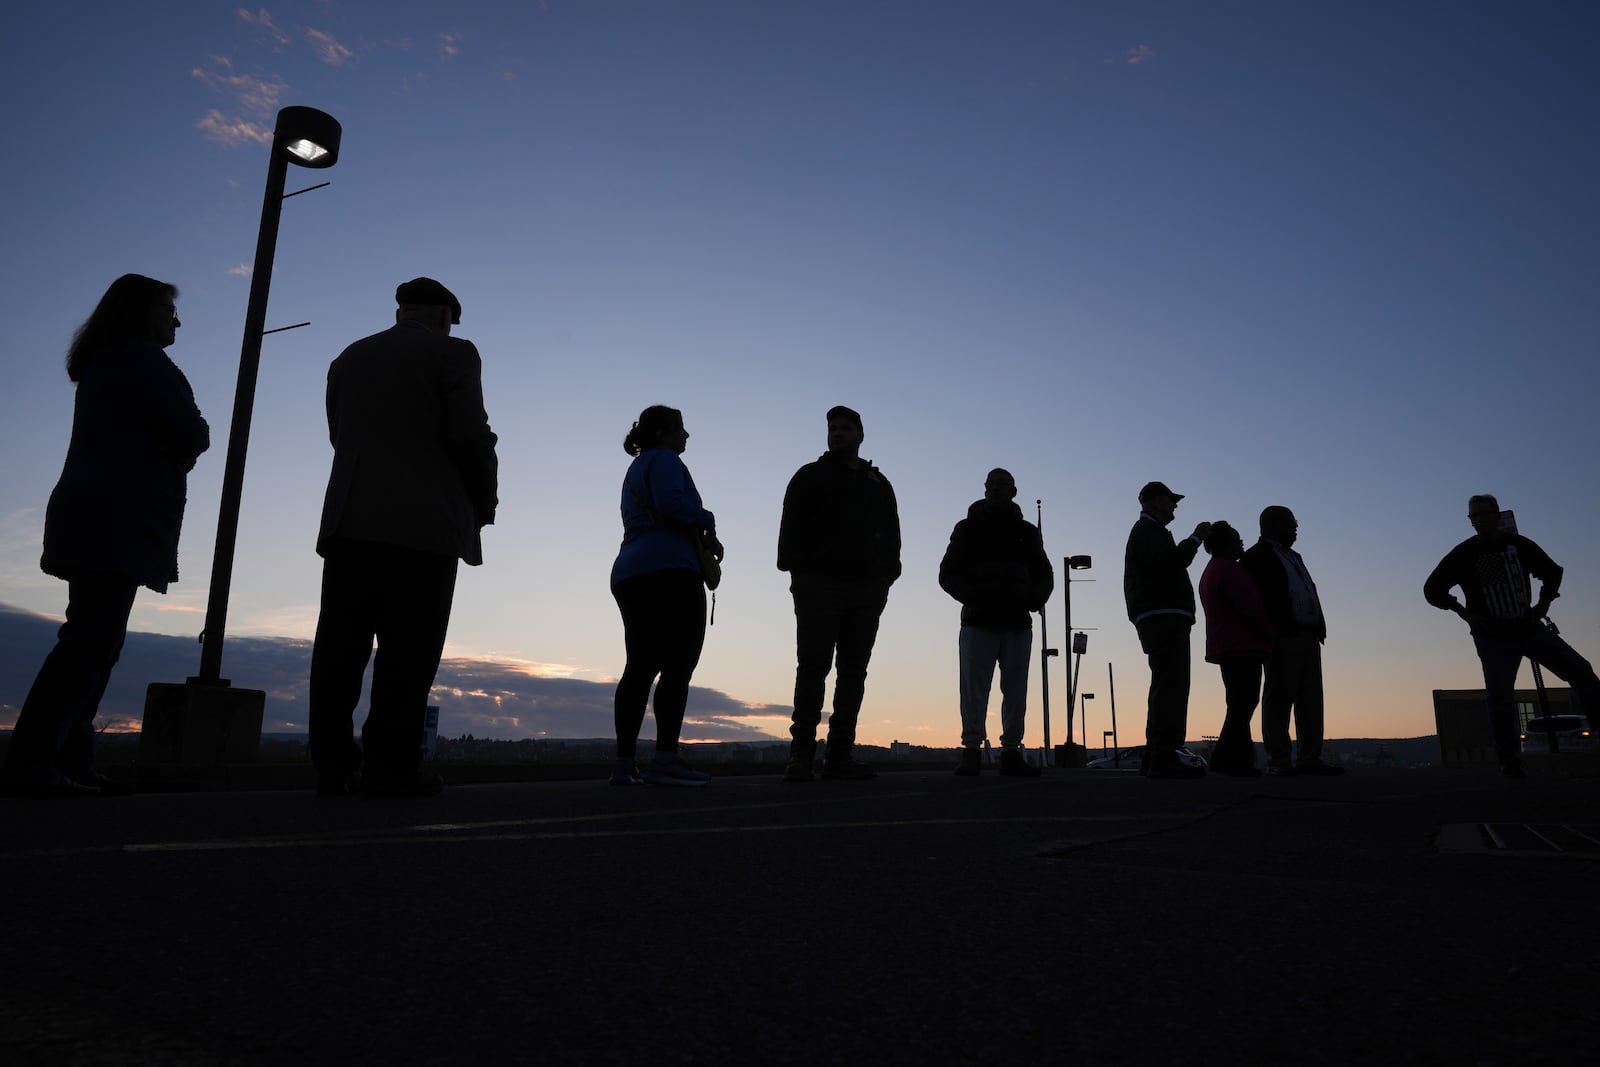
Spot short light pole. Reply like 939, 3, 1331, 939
1036, 501, 1060, 766
1081, 693, 1095, 749
1057, 554, 1091, 767
140, 106, 342, 771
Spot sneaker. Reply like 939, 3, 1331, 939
1296, 759, 1345, 777
953, 748, 982, 776
644, 755, 711, 787
998, 749, 1042, 777
821, 759, 877, 780
609, 760, 644, 786
1266, 760, 1298, 777
782, 759, 814, 783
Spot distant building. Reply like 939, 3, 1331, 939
1432, 687, 1577, 767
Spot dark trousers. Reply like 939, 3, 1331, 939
1135, 614, 1192, 761
309, 539, 458, 779
1211, 656, 1264, 772
789, 574, 890, 761
3, 573, 138, 784
612, 569, 707, 759
1262, 633, 1324, 764
1473, 626, 1600, 767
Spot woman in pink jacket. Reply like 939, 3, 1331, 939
1198, 522, 1275, 776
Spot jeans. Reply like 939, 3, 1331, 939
1135, 614, 1192, 756
1261, 633, 1325, 764
3, 573, 139, 784
958, 625, 1032, 748
789, 573, 890, 761
1473, 626, 1600, 766
1211, 656, 1263, 771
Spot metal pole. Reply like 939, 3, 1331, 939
1038, 501, 1052, 763
195, 146, 290, 684
1063, 556, 1073, 760
1109, 662, 1120, 766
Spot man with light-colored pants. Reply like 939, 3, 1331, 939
939, 469, 1054, 776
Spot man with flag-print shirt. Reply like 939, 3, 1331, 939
1424, 494, 1600, 778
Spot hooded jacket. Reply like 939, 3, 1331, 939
938, 499, 1054, 630
777, 451, 901, 584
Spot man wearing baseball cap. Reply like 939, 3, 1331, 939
1123, 481, 1212, 778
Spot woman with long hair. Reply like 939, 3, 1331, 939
1, 274, 210, 797
608, 405, 722, 786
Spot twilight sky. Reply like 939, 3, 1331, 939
2, 1, 1597, 749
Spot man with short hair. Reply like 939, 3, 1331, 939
938, 468, 1054, 777
1122, 481, 1211, 779
1243, 505, 1343, 776
309, 278, 499, 797
1424, 494, 1600, 778
777, 405, 901, 782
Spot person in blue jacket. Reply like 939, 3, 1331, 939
2, 274, 209, 798
609, 405, 723, 786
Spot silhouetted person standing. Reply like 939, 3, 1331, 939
1, 274, 209, 798
1198, 521, 1272, 777
938, 468, 1053, 777
309, 279, 498, 797
778, 405, 901, 782
1424, 494, 1600, 779
1243, 505, 1342, 776
1123, 481, 1211, 779
609, 405, 721, 787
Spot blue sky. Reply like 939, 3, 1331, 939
2, 2, 1597, 748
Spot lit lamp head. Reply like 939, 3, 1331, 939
275, 106, 341, 169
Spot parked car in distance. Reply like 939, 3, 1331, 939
1086, 745, 1207, 770
1520, 715, 1596, 755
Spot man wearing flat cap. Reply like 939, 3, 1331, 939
938, 468, 1054, 776
309, 278, 499, 797
1122, 481, 1212, 778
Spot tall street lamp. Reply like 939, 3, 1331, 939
140, 106, 342, 770
1057, 554, 1091, 767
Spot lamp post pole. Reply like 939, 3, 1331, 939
141, 106, 340, 771
197, 105, 341, 684
1060, 555, 1091, 766
1036, 501, 1059, 766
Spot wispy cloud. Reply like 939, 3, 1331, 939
439, 32, 463, 60
238, 7, 290, 46
195, 109, 273, 147
192, 66, 286, 117
225, 263, 253, 278
1124, 44, 1155, 65
305, 27, 354, 66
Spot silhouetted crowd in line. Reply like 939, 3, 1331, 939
5, 275, 1597, 797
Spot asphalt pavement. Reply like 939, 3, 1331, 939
3, 765, 1597, 1065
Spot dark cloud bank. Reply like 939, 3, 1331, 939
0, 603, 787, 742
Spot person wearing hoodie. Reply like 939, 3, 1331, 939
938, 469, 1054, 776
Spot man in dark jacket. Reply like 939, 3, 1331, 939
1123, 481, 1211, 778
1424, 494, 1600, 778
309, 278, 499, 797
1242, 505, 1343, 776
777, 405, 900, 782
939, 469, 1053, 776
